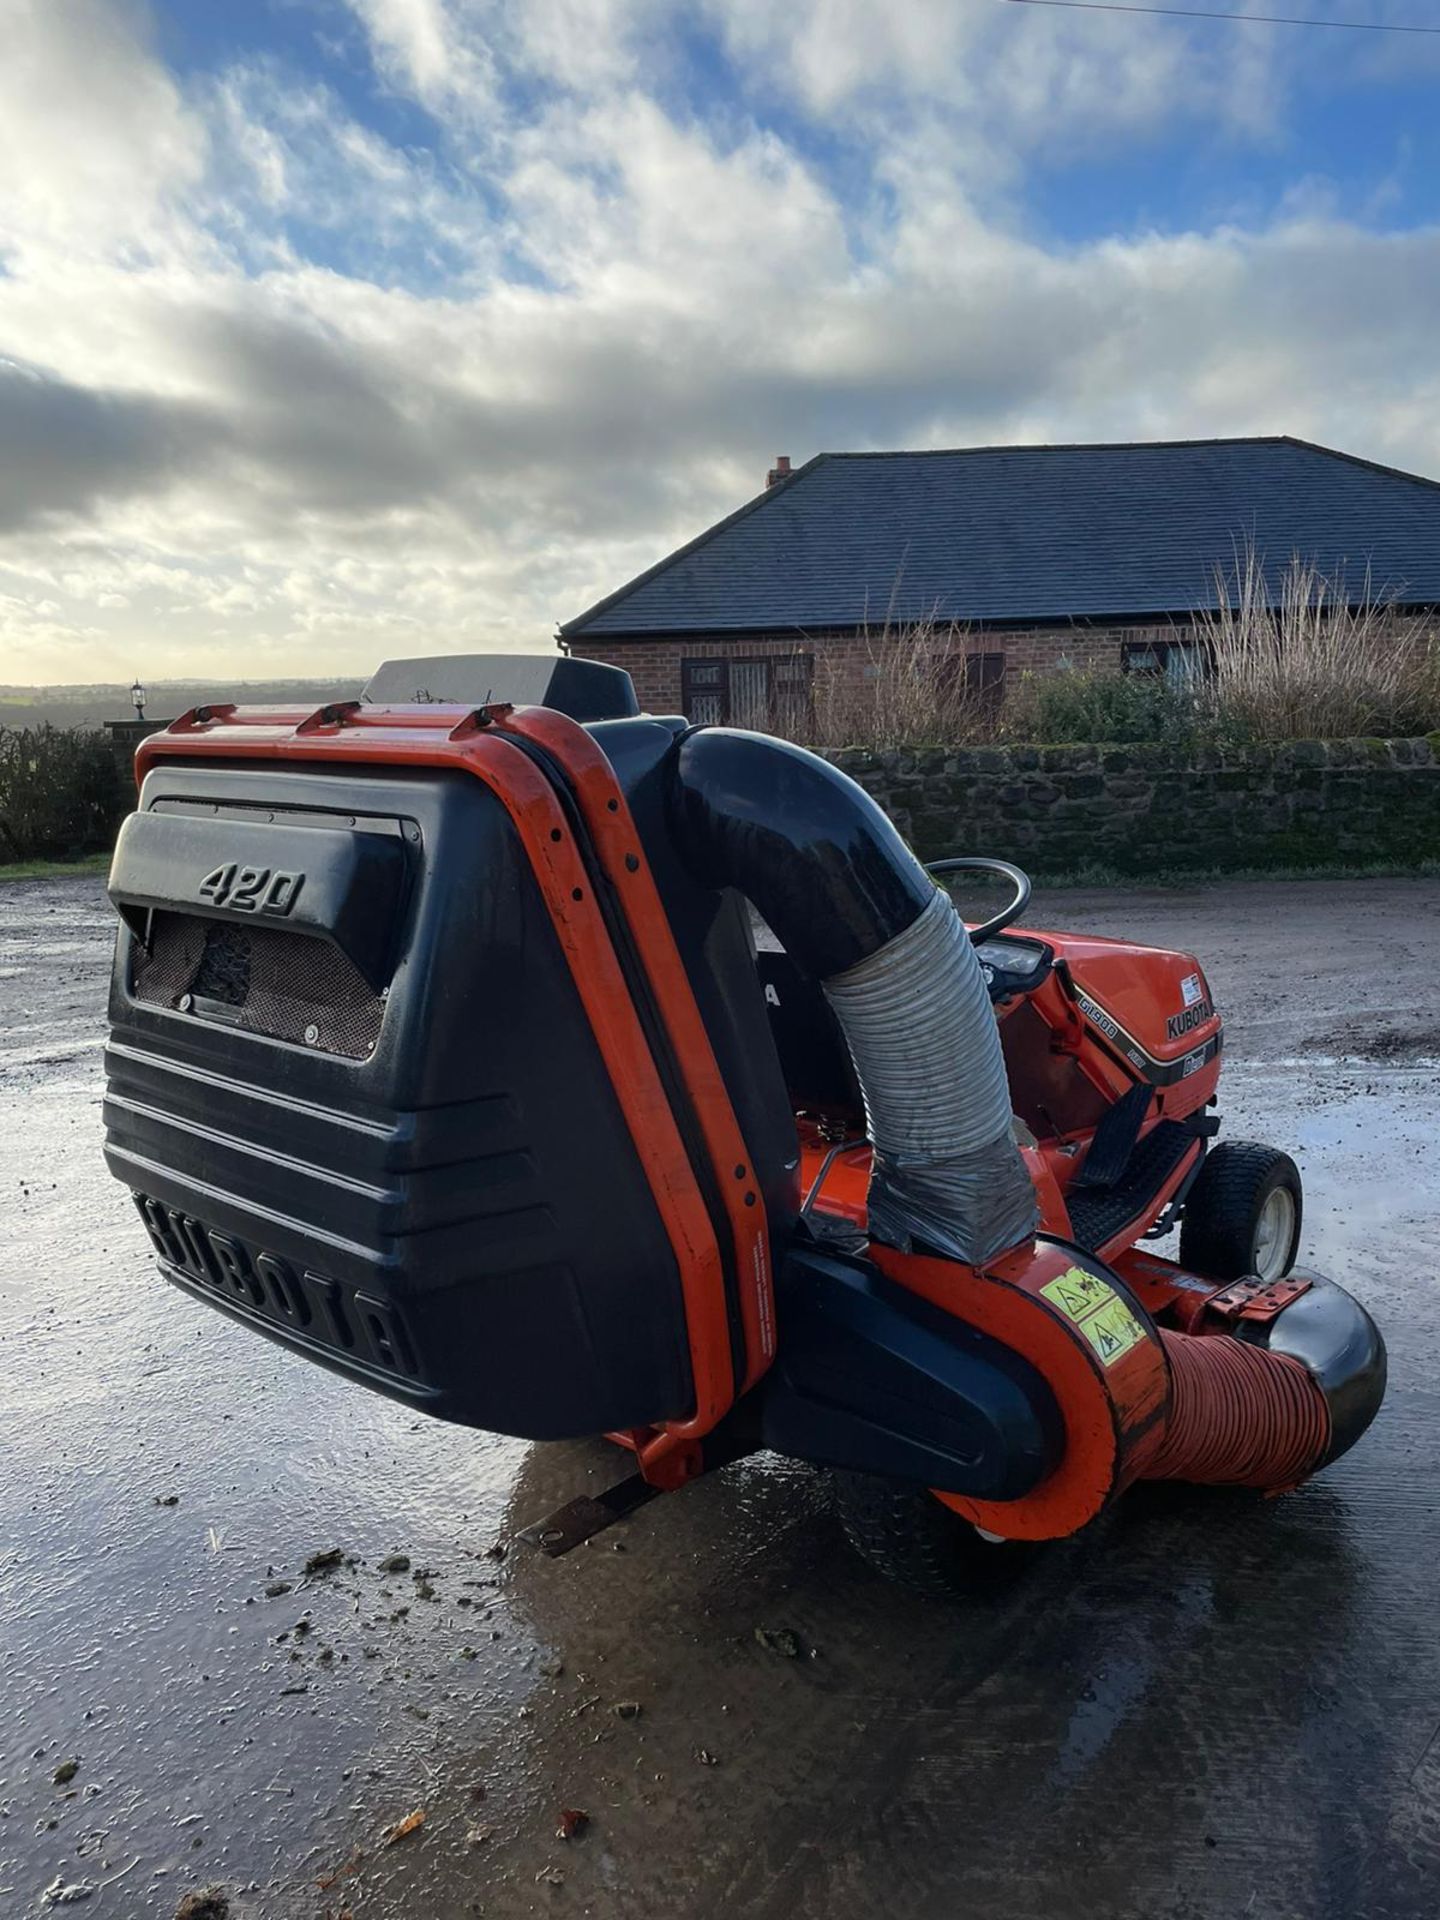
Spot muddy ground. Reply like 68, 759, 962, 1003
1, 872, 1438, 1919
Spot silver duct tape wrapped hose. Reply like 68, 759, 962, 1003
823, 891, 1038, 1264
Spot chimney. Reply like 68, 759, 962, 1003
766, 455, 792, 489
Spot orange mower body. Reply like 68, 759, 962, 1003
99, 654, 1385, 1593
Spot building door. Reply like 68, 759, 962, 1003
729, 659, 770, 729
937, 650, 1007, 714
961, 651, 1007, 716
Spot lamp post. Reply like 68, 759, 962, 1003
131, 678, 146, 722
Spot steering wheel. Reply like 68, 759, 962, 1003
925, 856, 1033, 944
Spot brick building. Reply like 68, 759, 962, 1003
559, 437, 1440, 725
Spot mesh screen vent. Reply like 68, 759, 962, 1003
193, 923, 251, 1005
132, 911, 384, 1059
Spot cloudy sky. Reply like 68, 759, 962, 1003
2, 0, 1438, 684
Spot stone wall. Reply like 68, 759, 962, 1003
104, 717, 173, 770
825, 736, 1440, 876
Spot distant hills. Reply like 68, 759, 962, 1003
0, 680, 364, 731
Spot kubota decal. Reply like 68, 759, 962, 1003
1166, 1000, 1214, 1041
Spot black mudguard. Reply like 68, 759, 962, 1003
758, 1244, 1064, 1498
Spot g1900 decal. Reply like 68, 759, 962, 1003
1165, 1000, 1214, 1042
1075, 988, 1123, 1045
199, 863, 305, 915
1074, 984, 1222, 1086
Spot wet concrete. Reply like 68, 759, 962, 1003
1, 872, 1438, 1918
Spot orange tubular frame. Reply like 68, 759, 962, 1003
489, 705, 776, 1389
135, 700, 771, 1462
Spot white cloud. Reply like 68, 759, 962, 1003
0, 0, 206, 259
0, 0, 1436, 684
703, 0, 1279, 165
346, 0, 499, 119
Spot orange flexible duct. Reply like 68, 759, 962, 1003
1144, 1330, 1331, 1491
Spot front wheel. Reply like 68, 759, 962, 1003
1179, 1140, 1303, 1283
831, 1471, 1036, 1599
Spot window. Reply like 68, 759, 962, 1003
1121, 639, 1208, 683
936, 650, 1007, 713
682, 660, 726, 725
681, 655, 813, 731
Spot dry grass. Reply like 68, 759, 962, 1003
786, 544, 1440, 751
1195, 543, 1440, 741
801, 613, 998, 750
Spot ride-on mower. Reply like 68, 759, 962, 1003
101, 655, 1386, 1595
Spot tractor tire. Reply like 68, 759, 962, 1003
831, 1471, 1035, 1599
1179, 1140, 1303, 1284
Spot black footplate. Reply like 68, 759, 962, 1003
1073, 1080, 1153, 1191
1067, 1120, 1199, 1252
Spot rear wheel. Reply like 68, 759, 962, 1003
1179, 1140, 1302, 1283
831, 1471, 1035, 1599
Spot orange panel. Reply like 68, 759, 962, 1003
874, 1240, 1171, 1541
800, 1130, 1073, 1240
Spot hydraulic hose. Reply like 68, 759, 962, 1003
671, 728, 1038, 1264
1141, 1272, 1385, 1491
1143, 1330, 1332, 1489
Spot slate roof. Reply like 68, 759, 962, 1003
560, 437, 1440, 638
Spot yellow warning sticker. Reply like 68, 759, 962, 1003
1041, 1266, 1114, 1321
1040, 1265, 1148, 1369
1078, 1295, 1148, 1367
